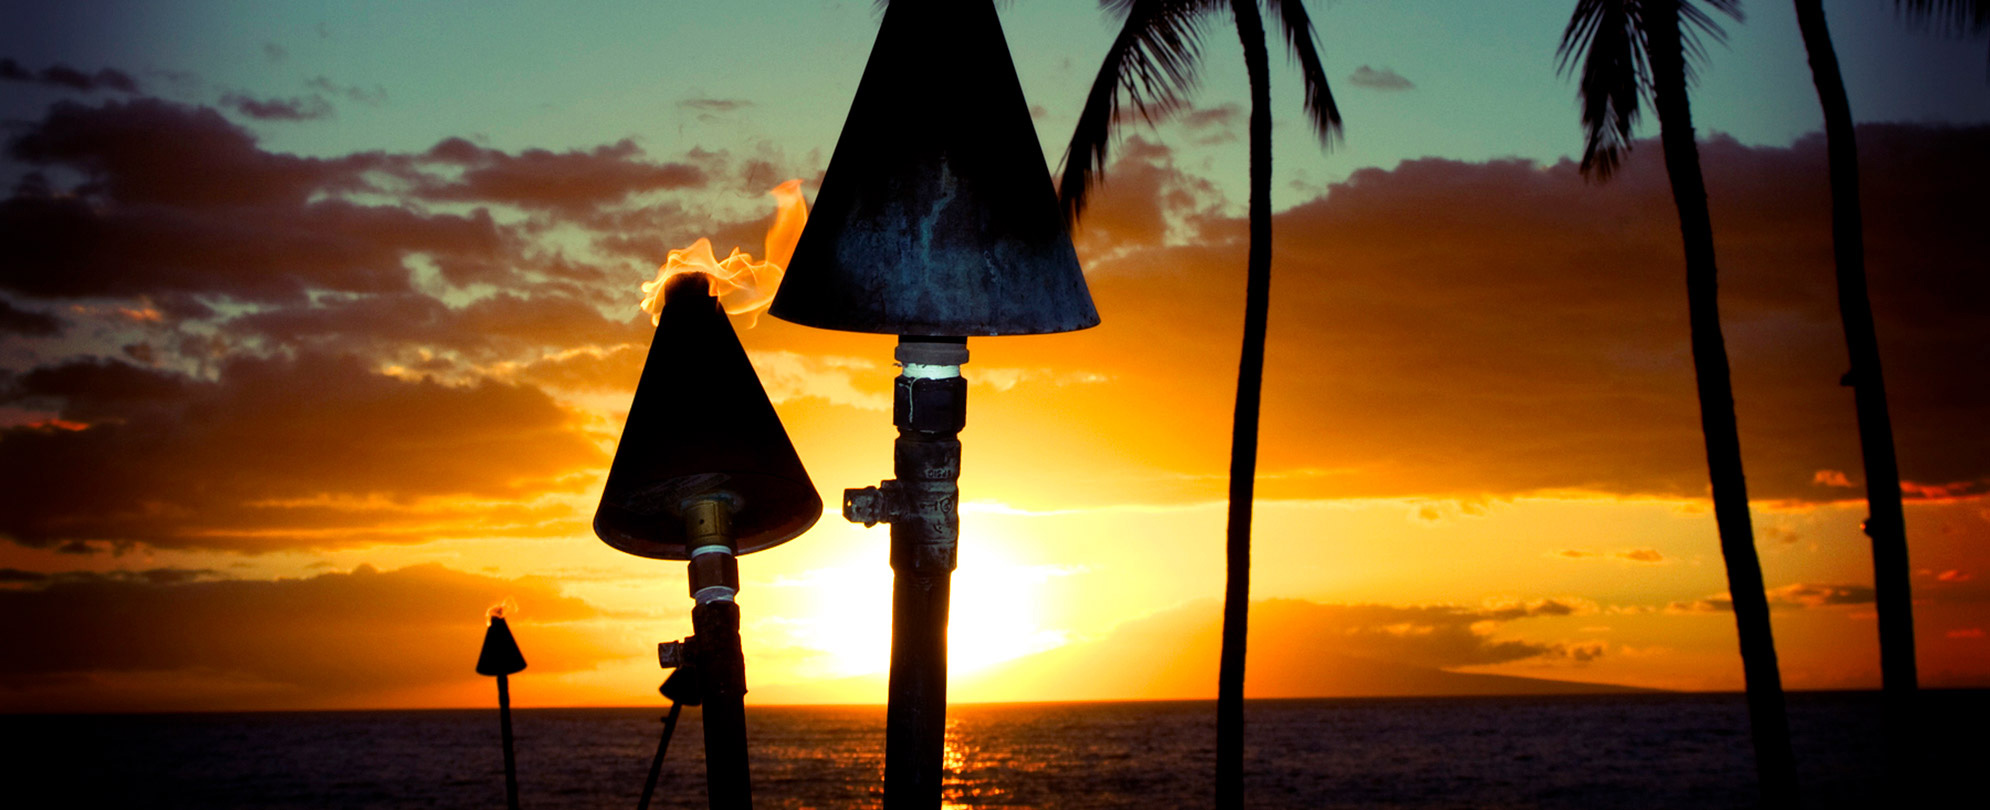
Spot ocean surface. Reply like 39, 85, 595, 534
7, 691, 1983, 809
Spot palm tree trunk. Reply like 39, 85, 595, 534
1646, 5, 1800, 808
1791, 0, 1919, 792
1216, 1, 1274, 808
1793, 0, 1919, 700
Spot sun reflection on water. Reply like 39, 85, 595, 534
940, 717, 1020, 809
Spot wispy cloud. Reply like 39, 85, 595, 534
0, 57, 141, 94
221, 93, 334, 121
1348, 65, 1415, 91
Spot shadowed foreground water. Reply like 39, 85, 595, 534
6, 691, 1983, 808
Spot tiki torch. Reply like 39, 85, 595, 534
476, 608, 527, 810
595, 271, 822, 810
769, 1, 1098, 806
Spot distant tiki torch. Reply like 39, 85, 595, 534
476, 606, 528, 810
768, 1, 1098, 806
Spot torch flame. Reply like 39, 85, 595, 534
641, 179, 808, 328
488, 596, 519, 623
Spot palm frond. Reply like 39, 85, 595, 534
1264, 0, 1344, 147
1059, 0, 1215, 224
1896, 0, 1990, 77
1896, 0, 1990, 32
1557, 0, 1648, 180
1676, 0, 1743, 86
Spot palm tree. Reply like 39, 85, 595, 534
1790, 0, 1984, 795
1789, 0, 1918, 766
1558, 2, 1799, 807
1058, 2, 1340, 806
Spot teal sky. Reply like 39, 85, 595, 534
7, 0, 1988, 211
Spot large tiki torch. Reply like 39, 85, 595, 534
596, 272, 822, 810
770, 1, 1098, 807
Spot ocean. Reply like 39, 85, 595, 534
7, 691, 1982, 809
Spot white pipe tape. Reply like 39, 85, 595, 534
690, 544, 734, 558
901, 363, 961, 380
694, 585, 736, 604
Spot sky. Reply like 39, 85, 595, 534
0, 0, 1986, 713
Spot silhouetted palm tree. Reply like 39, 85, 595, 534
1790, 0, 1921, 750
1558, 2, 1798, 807
1058, 2, 1340, 806
1791, 0, 1985, 795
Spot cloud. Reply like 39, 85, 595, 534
1179, 103, 1240, 131
2, 99, 514, 304
1348, 65, 1415, 91
1175, 102, 1241, 145
5, 90, 1984, 549
306, 76, 387, 106
1557, 548, 1667, 564
1011, 125, 1990, 507
0, 563, 618, 711
948, 598, 1629, 702
0, 298, 65, 336
1667, 583, 1877, 613
1667, 595, 1734, 614
678, 97, 753, 113
1064, 136, 1226, 259
1767, 582, 1876, 608
412, 137, 708, 212
219, 290, 652, 372
0, 57, 140, 94
221, 92, 335, 121
0, 353, 603, 551
0, 96, 783, 555
0, 98, 725, 311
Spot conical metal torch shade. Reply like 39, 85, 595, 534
477, 616, 527, 676
594, 273, 822, 560
770, 0, 1098, 337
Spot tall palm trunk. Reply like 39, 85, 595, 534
1792, 0, 1919, 709
1215, 1, 1274, 807
1647, 5, 1799, 808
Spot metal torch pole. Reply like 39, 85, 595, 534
683, 496, 753, 810
497, 673, 519, 810
847, 337, 966, 810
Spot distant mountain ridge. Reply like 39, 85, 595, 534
755, 598, 1655, 705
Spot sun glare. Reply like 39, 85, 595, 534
772, 536, 1068, 682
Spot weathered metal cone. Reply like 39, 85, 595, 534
770, 0, 1098, 336
594, 274, 823, 560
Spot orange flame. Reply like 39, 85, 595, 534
641, 179, 807, 328
488, 596, 518, 622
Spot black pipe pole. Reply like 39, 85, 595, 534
846, 337, 966, 810
682, 496, 753, 810
498, 674, 520, 810
694, 600, 752, 808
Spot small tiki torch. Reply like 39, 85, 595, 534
477, 606, 528, 810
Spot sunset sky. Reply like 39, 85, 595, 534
1, 0, 1986, 713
